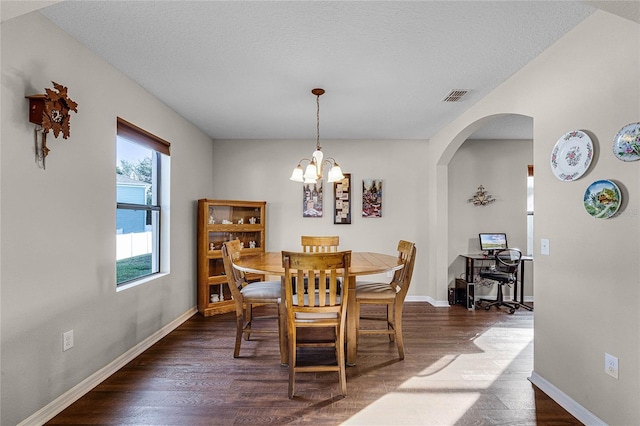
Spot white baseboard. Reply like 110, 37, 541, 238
406, 296, 451, 307
18, 307, 197, 426
405, 295, 533, 307
528, 371, 606, 426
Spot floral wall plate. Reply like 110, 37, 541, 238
583, 179, 621, 219
612, 122, 640, 161
550, 130, 594, 181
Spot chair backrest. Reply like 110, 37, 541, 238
301, 236, 340, 253
282, 251, 351, 318
494, 248, 522, 274
391, 240, 416, 301
221, 240, 246, 301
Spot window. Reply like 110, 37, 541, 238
116, 117, 170, 286
526, 165, 534, 256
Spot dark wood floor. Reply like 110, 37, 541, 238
46, 302, 582, 425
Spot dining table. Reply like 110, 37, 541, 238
233, 251, 404, 366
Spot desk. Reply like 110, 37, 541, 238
459, 253, 533, 311
233, 251, 404, 366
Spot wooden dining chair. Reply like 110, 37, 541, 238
221, 240, 284, 359
300, 236, 341, 292
281, 250, 351, 398
301, 235, 340, 253
355, 240, 416, 360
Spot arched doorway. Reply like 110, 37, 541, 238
446, 114, 533, 306
426, 113, 533, 305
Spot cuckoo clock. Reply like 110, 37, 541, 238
26, 81, 78, 168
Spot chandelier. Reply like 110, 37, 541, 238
290, 88, 344, 183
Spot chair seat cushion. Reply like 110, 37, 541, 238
240, 281, 281, 298
478, 271, 515, 282
356, 281, 396, 299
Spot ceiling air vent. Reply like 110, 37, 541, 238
442, 90, 469, 102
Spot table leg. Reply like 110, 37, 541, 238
346, 275, 357, 366
518, 261, 533, 311
513, 265, 519, 302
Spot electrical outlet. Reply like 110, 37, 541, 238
63, 330, 74, 351
605, 353, 618, 379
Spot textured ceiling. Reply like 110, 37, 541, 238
34, 1, 605, 140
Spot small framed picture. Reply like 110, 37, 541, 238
362, 178, 382, 218
334, 173, 351, 224
303, 180, 323, 217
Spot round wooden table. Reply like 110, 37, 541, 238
234, 251, 404, 365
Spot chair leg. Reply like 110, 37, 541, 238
288, 326, 297, 399
278, 302, 287, 365
233, 314, 244, 358
244, 304, 253, 341
393, 303, 405, 360
479, 283, 519, 313
499, 284, 520, 313
337, 325, 347, 397
386, 304, 395, 342
355, 301, 361, 346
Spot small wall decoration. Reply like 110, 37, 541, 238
334, 173, 351, 224
550, 130, 593, 181
362, 178, 382, 217
25, 81, 78, 169
303, 180, 323, 217
583, 179, 621, 219
468, 185, 496, 206
612, 122, 640, 162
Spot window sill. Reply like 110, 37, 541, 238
117, 272, 169, 292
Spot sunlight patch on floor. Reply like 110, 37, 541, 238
342, 327, 533, 425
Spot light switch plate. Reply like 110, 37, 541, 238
541, 238, 550, 255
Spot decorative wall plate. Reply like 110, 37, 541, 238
583, 179, 621, 219
612, 122, 640, 162
550, 130, 593, 181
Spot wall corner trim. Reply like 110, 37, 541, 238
528, 371, 606, 426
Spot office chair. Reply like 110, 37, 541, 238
477, 248, 522, 314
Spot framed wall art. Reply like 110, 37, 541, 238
333, 173, 351, 224
303, 180, 323, 217
362, 178, 382, 218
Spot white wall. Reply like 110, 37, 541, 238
2, 6, 638, 426
448, 138, 533, 300
1, 12, 214, 425
428, 11, 639, 425
210, 138, 430, 296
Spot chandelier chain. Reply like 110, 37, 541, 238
316, 93, 321, 151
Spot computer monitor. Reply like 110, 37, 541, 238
479, 233, 508, 253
